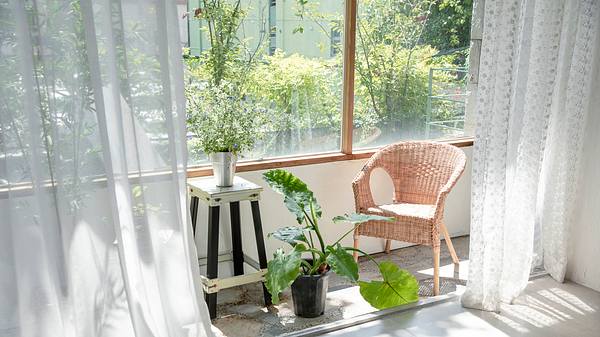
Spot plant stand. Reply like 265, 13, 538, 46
188, 176, 272, 319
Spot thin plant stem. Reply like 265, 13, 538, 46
332, 222, 363, 247
300, 259, 312, 273
344, 247, 380, 268
308, 202, 326, 253
305, 218, 317, 262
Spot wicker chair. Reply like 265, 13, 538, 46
352, 141, 466, 295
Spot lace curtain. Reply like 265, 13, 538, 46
0, 1, 213, 336
462, 0, 600, 311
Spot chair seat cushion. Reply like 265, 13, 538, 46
367, 203, 436, 220
360, 203, 438, 246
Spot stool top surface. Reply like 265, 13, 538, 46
188, 176, 262, 200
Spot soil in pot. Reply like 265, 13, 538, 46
290, 270, 330, 318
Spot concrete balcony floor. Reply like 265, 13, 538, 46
212, 236, 470, 337
319, 276, 600, 337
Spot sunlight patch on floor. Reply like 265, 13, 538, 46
417, 259, 469, 280
321, 277, 600, 337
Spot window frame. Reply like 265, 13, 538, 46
187, 137, 473, 177
186, 0, 475, 178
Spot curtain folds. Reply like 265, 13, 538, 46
0, 1, 213, 336
462, 0, 600, 311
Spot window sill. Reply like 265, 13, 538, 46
187, 137, 474, 178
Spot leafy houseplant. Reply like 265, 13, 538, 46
185, 1, 265, 187
186, 82, 264, 186
263, 169, 419, 317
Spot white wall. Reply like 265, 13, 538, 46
566, 53, 600, 291
193, 146, 472, 276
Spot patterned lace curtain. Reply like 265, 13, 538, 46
0, 1, 213, 336
462, 0, 600, 311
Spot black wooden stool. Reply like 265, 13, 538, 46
188, 176, 271, 319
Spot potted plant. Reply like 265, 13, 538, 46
185, 1, 265, 187
262, 169, 419, 317
186, 82, 263, 186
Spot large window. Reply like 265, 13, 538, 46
183, 0, 473, 168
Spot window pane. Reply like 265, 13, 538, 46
184, 0, 344, 166
353, 0, 473, 149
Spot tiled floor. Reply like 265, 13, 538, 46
212, 236, 470, 337
320, 276, 600, 337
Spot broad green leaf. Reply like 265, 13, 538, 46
263, 169, 322, 223
358, 261, 419, 309
326, 244, 359, 282
333, 213, 394, 224
269, 226, 307, 247
283, 193, 308, 223
263, 169, 313, 203
265, 244, 305, 304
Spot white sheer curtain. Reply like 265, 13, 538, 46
0, 1, 213, 336
462, 0, 600, 311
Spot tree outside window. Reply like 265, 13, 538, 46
183, 0, 472, 166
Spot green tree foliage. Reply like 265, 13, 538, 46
192, 0, 250, 86
354, 46, 434, 129
184, 0, 473, 157
248, 52, 341, 132
185, 0, 268, 156
354, 0, 436, 134
422, 0, 473, 51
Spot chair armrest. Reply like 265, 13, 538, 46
352, 163, 376, 212
433, 156, 467, 222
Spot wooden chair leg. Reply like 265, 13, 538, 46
353, 236, 359, 262
384, 239, 391, 254
433, 245, 440, 296
440, 222, 459, 265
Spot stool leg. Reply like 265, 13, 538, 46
229, 202, 244, 276
206, 205, 220, 319
190, 196, 199, 236
251, 200, 272, 306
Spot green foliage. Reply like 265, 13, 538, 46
263, 169, 322, 223
263, 169, 418, 309
248, 52, 342, 132
333, 213, 394, 225
1, 0, 109, 204
422, 0, 473, 51
191, 0, 249, 86
265, 244, 305, 304
353, 0, 436, 133
185, 81, 265, 154
269, 226, 308, 247
358, 261, 420, 309
355, 46, 433, 127
290, 0, 462, 142
185, 0, 268, 156
184, 0, 472, 157
326, 244, 359, 283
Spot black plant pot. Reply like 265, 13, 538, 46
291, 270, 330, 318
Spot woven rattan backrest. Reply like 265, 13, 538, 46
369, 142, 465, 205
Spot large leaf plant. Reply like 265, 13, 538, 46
263, 169, 419, 310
